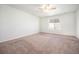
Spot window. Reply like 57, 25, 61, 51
48, 19, 61, 33
49, 23, 55, 31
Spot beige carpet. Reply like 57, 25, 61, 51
0, 32, 79, 54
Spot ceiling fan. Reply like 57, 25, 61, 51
39, 4, 56, 12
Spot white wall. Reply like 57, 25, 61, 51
76, 10, 79, 38
0, 5, 39, 42
40, 12, 76, 36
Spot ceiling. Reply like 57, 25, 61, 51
8, 4, 79, 17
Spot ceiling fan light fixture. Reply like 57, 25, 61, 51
39, 4, 56, 12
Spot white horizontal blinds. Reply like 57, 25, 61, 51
48, 18, 61, 33
49, 18, 59, 23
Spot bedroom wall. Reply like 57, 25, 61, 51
0, 5, 39, 42
40, 12, 76, 36
76, 10, 79, 38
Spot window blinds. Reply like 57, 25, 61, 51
49, 18, 59, 23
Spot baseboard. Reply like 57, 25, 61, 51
0, 32, 39, 43
41, 32, 76, 37
57, 33, 76, 37
0, 32, 78, 43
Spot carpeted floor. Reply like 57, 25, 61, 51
0, 32, 79, 54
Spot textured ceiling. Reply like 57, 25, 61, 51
8, 4, 79, 17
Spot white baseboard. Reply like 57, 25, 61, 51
0, 32, 39, 43
42, 32, 76, 37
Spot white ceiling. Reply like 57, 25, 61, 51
8, 4, 79, 17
